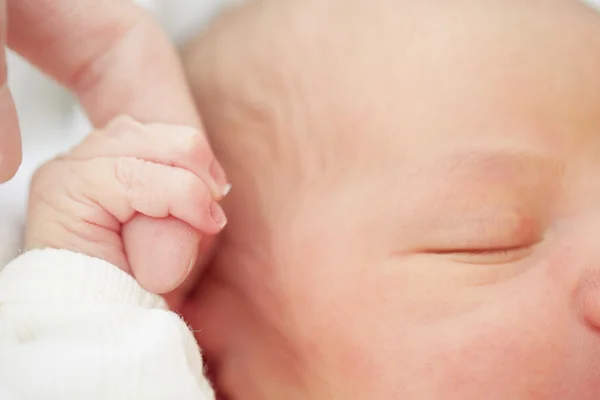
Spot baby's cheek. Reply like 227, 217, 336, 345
282, 254, 583, 399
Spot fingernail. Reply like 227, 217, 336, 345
209, 201, 228, 229
209, 159, 231, 197
222, 183, 232, 197
187, 255, 197, 275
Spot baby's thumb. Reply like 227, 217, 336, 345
123, 215, 200, 294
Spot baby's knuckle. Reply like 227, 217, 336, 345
30, 163, 51, 186
173, 171, 193, 196
29, 169, 49, 200
185, 175, 211, 204
183, 129, 212, 164
114, 157, 144, 193
30, 159, 64, 192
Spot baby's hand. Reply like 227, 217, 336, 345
25, 116, 229, 275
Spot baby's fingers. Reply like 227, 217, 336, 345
69, 116, 230, 199
83, 157, 227, 234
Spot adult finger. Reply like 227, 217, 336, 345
7, 0, 201, 129
0, 0, 21, 182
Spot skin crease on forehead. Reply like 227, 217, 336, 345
182, 0, 600, 399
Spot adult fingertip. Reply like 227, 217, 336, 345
0, 86, 22, 183
0, 152, 20, 182
123, 215, 200, 294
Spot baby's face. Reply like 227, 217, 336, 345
182, 0, 600, 398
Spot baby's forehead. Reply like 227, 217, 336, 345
184, 0, 600, 190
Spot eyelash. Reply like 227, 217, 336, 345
426, 245, 534, 264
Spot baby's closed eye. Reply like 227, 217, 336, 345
383, 150, 560, 265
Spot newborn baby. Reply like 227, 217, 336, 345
2, 0, 600, 399
181, 0, 600, 398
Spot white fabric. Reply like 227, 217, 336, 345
0, 249, 214, 400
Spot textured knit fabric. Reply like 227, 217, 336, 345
0, 249, 214, 400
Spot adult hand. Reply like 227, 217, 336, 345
0, 1, 20, 182
4, 0, 227, 307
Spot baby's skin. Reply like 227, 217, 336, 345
24, 0, 600, 399
26, 116, 229, 288
181, 0, 600, 398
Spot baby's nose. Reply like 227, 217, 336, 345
559, 218, 600, 332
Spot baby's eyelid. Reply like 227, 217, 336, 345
426, 244, 531, 255
426, 244, 537, 265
